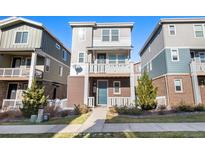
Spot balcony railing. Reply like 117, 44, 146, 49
190, 61, 205, 74
89, 63, 131, 74
0, 68, 30, 78
1, 99, 23, 111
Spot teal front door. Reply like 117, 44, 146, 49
98, 81, 107, 105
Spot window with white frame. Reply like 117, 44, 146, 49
148, 46, 151, 52
174, 79, 183, 92
149, 61, 152, 71
45, 58, 50, 72
102, 29, 110, 42
58, 65, 63, 76
118, 55, 126, 64
56, 43, 61, 50
113, 81, 121, 94
15, 31, 28, 44
78, 52, 85, 63
169, 25, 176, 35
108, 54, 117, 64
63, 49, 68, 61
78, 28, 86, 41
111, 29, 119, 41
194, 25, 204, 37
171, 49, 179, 61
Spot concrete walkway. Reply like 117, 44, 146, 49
1, 107, 205, 134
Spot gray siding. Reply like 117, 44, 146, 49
41, 31, 70, 66
165, 48, 191, 73
141, 27, 165, 66
0, 23, 42, 49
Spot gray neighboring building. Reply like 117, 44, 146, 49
140, 18, 205, 108
0, 17, 71, 109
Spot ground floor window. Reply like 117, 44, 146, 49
174, 79, 183, 93
113, 81, 121, 94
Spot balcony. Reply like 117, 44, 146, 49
88, 63, 131, 76
190, 61, 205, 75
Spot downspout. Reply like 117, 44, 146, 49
164, 75, 170, 109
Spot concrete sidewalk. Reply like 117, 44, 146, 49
1, 107, 205, 134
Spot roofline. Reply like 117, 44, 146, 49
69, 22, 134, 28
0, 17, 71, 54
139, 17, 205, 56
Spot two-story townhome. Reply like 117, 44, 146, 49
140, 18, 205, 108
67, 22, 135, 108
0, 17, 71, 109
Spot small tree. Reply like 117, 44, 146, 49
137, 72, 157, 110
21, 80, 48, 118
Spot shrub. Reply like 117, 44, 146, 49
137, 72, 158, 110
0, 110, 23, 120
44, 105, 61, 118
176, 104, 194, 112
113, 106, 142, 115
74, 104, 91, 115
194, 104, 205, 111
21, 80, 48, 118
158, 104, 166, 115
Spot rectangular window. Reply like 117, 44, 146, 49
171, 49, 179, 61
58, 65, 63, 76
169, 25, 176, 35
63, 49, 68, 61
78, 52, 85, 63
102, 29, 110, 42
149, 61, 152, 71
56, 43, 61, 50
25, 58, 31, 68
15, 31, 28, 44
45, 58, 50, 72
148, 46, 151, 52
113, 81, 121, 94
118, 55, 126, 64
174, 79, 183, 92
108, 54, 117, 64
111, 29, 119, 41
194, 25, 204, 37
199, 52, 205, 62
78, 28, 86, 41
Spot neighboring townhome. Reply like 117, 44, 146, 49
67, 22, 135, 108
140, 18, 205, 108
0, 17, 71, 109
134, 61, 141, 87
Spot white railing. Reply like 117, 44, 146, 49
0, 68, 30, 77
108, 97, 134, 107
88, 97, 95, 108
1, 99, 23, 111
190, 61, 205, 73
89, 64, 130, 74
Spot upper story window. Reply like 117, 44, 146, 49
149, 61, 152, 71
108, 54, 117, 64
63, 49, 68, 61
102, 29, 110, 42
194, 25, 204, 38
56, 43, 61, 50
58, 65, 63, 76
15, 31, 28, 44
45, 58, 51, 72
113, 81, 121, 94
148, 46, 151, 52
174, 79, 183, 93
111, 29, 119, 41
171, 49, 179, 61
78, 52, 85, 63
169, 25, 176, 35
78, 28, 86, 41
118, 55, 126, 64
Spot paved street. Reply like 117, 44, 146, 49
1, 107, 205, 134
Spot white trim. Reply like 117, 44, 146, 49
171, 48, 179, 62
111, 29, 120, 42
168, 24, 176, 36
58, 65, 63, 77
13, 30, 29, 45
101, 28, 120, 42
152, 73, 190, 80
193, 24, 205, 38
101, 29, 110, 42
97, 80, 108, 106
113, 81, 121, 95
78, 51, 85, 63
174, 79, 183, 93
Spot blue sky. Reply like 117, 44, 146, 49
0, 16, 201, 61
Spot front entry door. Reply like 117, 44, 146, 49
97, 53, 106, 64
12, 57, 21, 68
98, 81, 107, 105
7, 84, 18, 99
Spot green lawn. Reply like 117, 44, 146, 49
1, 131, 205, 138
106, 112, 205, 123
0, 113, 90, 125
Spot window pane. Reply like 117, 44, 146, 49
15, 32, 22, 43
79, 53, 84, 63
114, 82, 120, 93
111, 30, 119, 41
102, 36, 109, 41
195, 25, 203, 31
196, 31, 204, 37
118, 55, 126, 63
22, 32, 28, 43
175, 80, 182, 91
109, 54, 116, 64
112, 36, 119, 41
102, 30, 110, 41
102, 29, 109, 35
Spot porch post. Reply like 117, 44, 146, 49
130, 62, 135, 104
28, 52, 37, 88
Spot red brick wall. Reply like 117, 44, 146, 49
67, 76, 85, 107
153, 76, 167, 97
